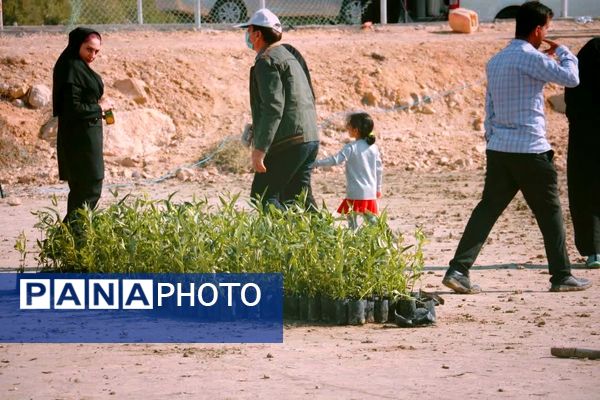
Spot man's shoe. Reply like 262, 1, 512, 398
550, 275, 592, 292
442, 269, 481, 294
586, 254, 600, 269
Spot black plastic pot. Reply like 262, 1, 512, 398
396, 297, 417, 319
283, 294, 299, 320
298, 295, 309, 321
348, 299, 366, 325
374, 298, 389, 323
416, 297, 437, 322
387, 297, 397, 322
394, 295, 437, 327
335, 299, 349, 325
320, 295, 335, 323
307, 295, 321, 322
365, 298, 375, 323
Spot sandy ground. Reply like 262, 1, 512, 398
1, 20, 599, 399
1, 171, 598, 399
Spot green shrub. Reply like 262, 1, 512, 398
3, 0, 70, 25
20, 193, 426, 299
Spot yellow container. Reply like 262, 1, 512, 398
449, 8, 479, 34
104, 109, 115, 125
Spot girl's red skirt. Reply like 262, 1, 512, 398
337, 199, 378, 214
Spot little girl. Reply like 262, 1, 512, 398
313, 112, 383, 229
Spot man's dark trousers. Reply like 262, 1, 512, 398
449, 150, 571, 283
251, 141, 319, 211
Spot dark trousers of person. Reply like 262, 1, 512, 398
251, 141, 319, 211
64, 179, 103, 224
567, 139, 600, 256
449, 150, 571, 283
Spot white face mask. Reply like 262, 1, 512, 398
245, 31, 254, 50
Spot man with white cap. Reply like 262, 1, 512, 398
237, 8, 319, 210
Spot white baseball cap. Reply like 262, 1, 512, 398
235, 8, 282, 33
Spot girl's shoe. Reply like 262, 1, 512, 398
586, 254, 600, 269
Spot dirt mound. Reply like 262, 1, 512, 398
0, 20, 596, 185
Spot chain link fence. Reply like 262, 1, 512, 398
1, 0, 390, 28
3, 1, 600, 29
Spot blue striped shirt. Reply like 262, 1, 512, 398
485, 39, 579, 153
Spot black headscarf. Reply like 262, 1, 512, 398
52, 27, 102, 117
565, 37, 600, 126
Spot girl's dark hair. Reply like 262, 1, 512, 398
252, 25, 282, 45
348, 112, 375, 145
515, 1, 553, 39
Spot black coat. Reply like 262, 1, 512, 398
565, 37, 600, 148
53, 27, 104, 182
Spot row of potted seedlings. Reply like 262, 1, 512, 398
22, 195, 427, 326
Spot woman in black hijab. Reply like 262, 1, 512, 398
53, 27, 111, 224
565, 37, 600, 268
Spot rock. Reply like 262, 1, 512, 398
396, 98, 412, 112
114, 78, 149, 104
361, 91, 378, 106
472, 116, 484, 131
36, 171, 50, 180
118, 157, 138, 167
103, 108, 176, 165
9, 84, 28, 99
12, 99, 25, 108
40, 117, 58, 141
17, 175, 35, 184
474, 144, 486, 154
370, 52, 386, 62
132, 170, 142, 179
361, 21, 374, 31
27, 84, 51, 109
0, 82, 9, 96
445, 92, 462, 109
409, 92, 420, 110
548, 94, 566, 114
420, 105, 436, 114
453, 158, 472, 169
176, 167, 194, 181
7, 197, 22, 206
205, 166, 219, 177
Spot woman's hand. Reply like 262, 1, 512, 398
98, 97, 114, 111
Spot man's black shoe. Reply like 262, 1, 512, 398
442, 269, 481, 294
550, 275, 592, 292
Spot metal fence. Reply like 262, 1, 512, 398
1, 0, 393, 28
1, 1, 593, 29
72, 0, 381, 26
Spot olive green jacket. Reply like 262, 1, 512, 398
249, 44, 319, 153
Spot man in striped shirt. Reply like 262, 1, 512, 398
443, 1, 591, 293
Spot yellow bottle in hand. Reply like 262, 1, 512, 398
104, 109, 115, 125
